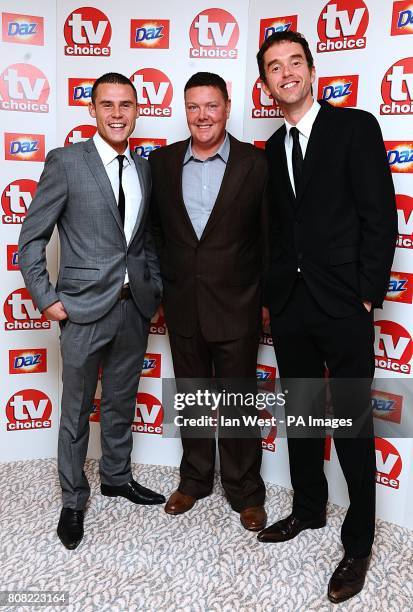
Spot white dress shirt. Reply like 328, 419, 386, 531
284, 99, 321, 196
93, 132, 142, 284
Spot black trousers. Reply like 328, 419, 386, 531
168, 328, 265, 512
270, 278, 376, 558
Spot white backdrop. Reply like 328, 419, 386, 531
0, 0, 412, 529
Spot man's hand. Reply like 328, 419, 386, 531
42, 301, 68, 321
262, 306, 270, 331
363, 301, 372, 313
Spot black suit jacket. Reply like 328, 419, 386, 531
149, 134, 268, 341
265, 100, 397, 317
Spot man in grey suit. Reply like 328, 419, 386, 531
18, 72, 165, 550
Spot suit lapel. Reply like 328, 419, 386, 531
270, 125, 296, 205
169, 139, 200, 243
129, 153, 148, 244
83, 138, 124, 235
200, 135, 251, 242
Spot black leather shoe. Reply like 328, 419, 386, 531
101, 479, 166, 505
57, 508, 84, 550
328, 553, 371, 603
257, 512, 326, 543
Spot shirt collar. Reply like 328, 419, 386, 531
285, 99, 321, 140
93, 132, 133, 167
184, 132, 230, 165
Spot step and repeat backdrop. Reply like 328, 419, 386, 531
1, 0, 412, 528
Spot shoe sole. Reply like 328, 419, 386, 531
327, 585, 364, 604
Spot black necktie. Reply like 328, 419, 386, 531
116, 154, 125, 225
290, 127, 303, 195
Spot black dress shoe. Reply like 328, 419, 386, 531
257, 512, 326, 543
328, 553, 371, 603
57, 508, 84, 550
101, 479, 166, 505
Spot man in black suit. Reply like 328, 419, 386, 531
255, 31, 397, 603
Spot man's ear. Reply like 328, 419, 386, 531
88, 102, 96, 119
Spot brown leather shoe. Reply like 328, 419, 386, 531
327, 554, 371, 603
257, 512, 326, 542
165, 490, 196, 515
240, 506, 267, 531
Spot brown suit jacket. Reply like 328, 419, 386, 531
149, 134, 269, 341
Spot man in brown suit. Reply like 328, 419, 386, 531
149, 72, 268, 530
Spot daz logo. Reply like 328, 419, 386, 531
1, 13, 44, 46
90, 398, 100, 422
386, 271, 413, 303
142, 353, 161, 378
64, 124, 97, 146
150, 309, 166, 335
385, 141, 413, 172
131, 68, 172, 117
259, 16, 298, 46
381, 57, 413, 115
374, 320, 413, 374
129, 138, 166, 158
190, 8, 239, 59
68, 78, 95, 106
130, 19, 169, 49
396, 194, 413, 248
252, 77, 283, 119
391, 1, 413, 36
375, 437, 402, 489
0, 63, 50, 113
6, 389, 52, 431
317, 0, 369, 53
256, 364, 276, 392
372, 390, 402, 424
64, 7, 111, 56
9, 348, 47, 374
132, 392, 163, 435
4, 133, 45, 162
4, 288, 51, 331
318, 74, 358, 106
1, 179, 37, 224
7, 245, 19, 270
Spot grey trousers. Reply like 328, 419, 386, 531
58, 297, 149, 510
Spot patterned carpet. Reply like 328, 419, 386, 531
0, 459, 412, 612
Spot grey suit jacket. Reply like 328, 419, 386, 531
18, 138, 162, 323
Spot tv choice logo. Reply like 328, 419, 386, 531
0, 63, 50, 114
64, 7, 111, 56
385, 141, 413, 173
130, 19, 169, 49
68, 78, 95, 106
396, 194, 413, 248
150, 309, 166, 335
132, 392, 163, 435
391, 1, 413, 36
375, 437, 402, 489
386, 271, 413, 303
129, 138, 167, 158
4, 288, 51, 331
256, 364, 276, 392
1, 179, 37, 224
142, 353, 161, 378
64, 125, 97, 147
254, 141, 266, 150
1, 13, 44, 46
259, 16, 298, 47
317, 0, 369, 53
131, 68, 172, 117
318, 75, 358, 107
4, 133, 45, 162
374, 320, 413, 374
372, 390, 402, 424
381, 58, 413, 115
251, 77, 283, 119
260, 408, 277, 453
9, 348, 47, 375
259, 330, 273, 346
7, 245, 19, 270
189, 8, 239, 59
6, 389, 52, 431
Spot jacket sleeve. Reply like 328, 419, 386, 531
142, 161, 162, 297
18, 149, 68, 312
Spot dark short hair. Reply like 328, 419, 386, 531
91, 72, 137, 104
257, 31, 314, 84
184, 72, 229, 102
